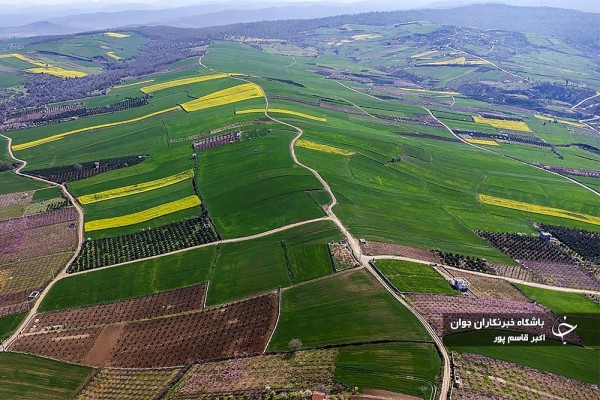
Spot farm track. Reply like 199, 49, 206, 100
259, 86, 450, 400
0, 133, 85, 350
0, 55, 595, 399
422, 107, 600, 197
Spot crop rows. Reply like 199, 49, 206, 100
1, 103, 85, 129
538, 165, 600, 178
22, 197, 69, 217
69, 216, 217, 272
0, 252, 73, 300
477, 231, 575, 263
0, 301, 28, 318
1, 98, 149, 131
454, 130, 549, 147
446, 270, 530, 302
0, 208, 78, 236
0, 191, 33, 207
0, 221, 78, 265
491, 263, 547, 284
84, 97, 148, 117
11, 292, 278, 367
26, 284, 207, 333
361, 241, 439, 263
168, 350, 337, 399
406, 293, 554, 337
540, 225, 600, 263
193, 131, 242, 152
28, 155, 148, 183
12, 326, 103, 363
76, 368, 180, 400
434, 251, 491, 273
109, 293, 278, 368
518, 260, 600, 291
453, 353, 599, 400
172, 120, 261, 143
0, 290, 31, 310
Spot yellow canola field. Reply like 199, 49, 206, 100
464, 138, 499, 146
396, 87, 460, 96
13, 106, 179, 151
140, 73, 231, 94
296, 139, 354, 156
114, 79, 155, 89
424, 57, 489, 66
478, 194, 600, 226
85, 195, 201, 232
78, 169, 194, 205
0, 53, 86, 78
351, 34, 382, 40
411, 50, 438, 58
236, 108, 327, 122
106, 52, 122, 60
104, 32, 130, 38
534, 114, 585, 128
181, 83, 263, 112
473, 116, 531, 132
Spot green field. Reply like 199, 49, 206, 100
0, 352, 92, 400
206, 220, 340, 305
0, 312, 26, 341
198, 130, 326, 238
0, 171, 46, 195
375, 259, 457, 295
336, 342, 440, 400
268, 269, 431, 351
39, 246, 217, 311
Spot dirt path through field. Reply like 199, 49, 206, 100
422, 107, 600, 197
0, 133, 85, 350
83, 323, 124, 366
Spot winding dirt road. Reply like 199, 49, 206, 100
0, 133, 86, 349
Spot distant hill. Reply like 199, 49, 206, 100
139, 4, 598, 51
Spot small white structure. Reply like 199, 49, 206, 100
452, 278, 471, 292
539, 231, 552, 241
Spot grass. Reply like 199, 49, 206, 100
0, 352, 92, 400
0, 312, 26, 341
39, 246, 217, 312
336, 342, 440, 400
375, 259, 457, 295
286, 243, 333, 283
0, 171, 46, 195
31, 187, 62, 202
515, 284, 600, 348
198, 130, 325, 238
0, 71, 24, 88
268, 269, 431, 351
445, 330, 600, 385
206, 220, 340, 306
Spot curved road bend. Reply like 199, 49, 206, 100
422, 107, 600, 197
260, 95, 452, 400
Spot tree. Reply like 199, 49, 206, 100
288, 338, 302, 352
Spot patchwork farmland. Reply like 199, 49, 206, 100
0, 9, 599, 400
